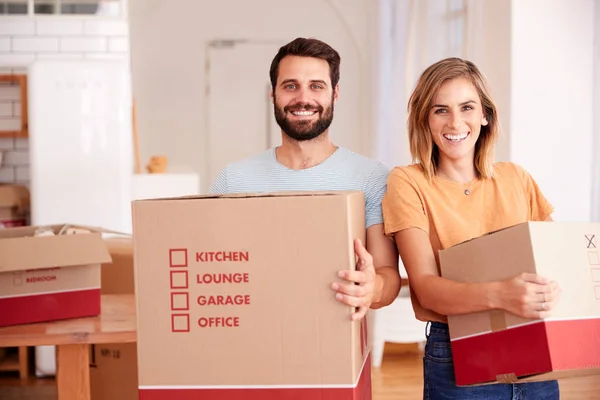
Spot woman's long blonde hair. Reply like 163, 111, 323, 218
407, 57, 500, 180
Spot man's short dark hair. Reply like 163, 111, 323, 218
269, 37, 341, 90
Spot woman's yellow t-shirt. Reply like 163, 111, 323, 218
382, 162, 553, 322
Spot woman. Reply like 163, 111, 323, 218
382, 57, 562, 399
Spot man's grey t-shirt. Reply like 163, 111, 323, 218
208, 147, 390, 229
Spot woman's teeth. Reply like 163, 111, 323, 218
443, 132, 469, 142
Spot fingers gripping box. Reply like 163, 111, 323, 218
132, 191, 372, 400
439, 222, 600, 386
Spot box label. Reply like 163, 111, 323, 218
168, 248, 252, 332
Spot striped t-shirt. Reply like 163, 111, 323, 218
208, 147, 390, 228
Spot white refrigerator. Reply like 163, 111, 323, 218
27, 59, 133, 376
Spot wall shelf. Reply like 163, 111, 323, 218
0, 74, 28, 138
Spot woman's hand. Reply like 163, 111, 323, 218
494, 273, 561, 319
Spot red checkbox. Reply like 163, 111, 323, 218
170, 249, 188, 268
171, 314, 190, 332
595, 286, 600, 300
592, 269, 600, 283
589, 252, 599, 265
171, 292, 189, 310
170, 271, 188, 289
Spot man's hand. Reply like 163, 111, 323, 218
331, 239, 376, 321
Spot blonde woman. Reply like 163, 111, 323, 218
382, 58, 561, 399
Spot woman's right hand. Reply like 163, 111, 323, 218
494, 273, 561, 319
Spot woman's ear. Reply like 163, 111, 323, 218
482, 114, 489, 126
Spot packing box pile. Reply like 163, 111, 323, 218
132, 191, 372, 400
0, 224, 111, 327
439, 221, 600, 386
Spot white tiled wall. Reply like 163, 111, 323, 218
0, 17, 129, 186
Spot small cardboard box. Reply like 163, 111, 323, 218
0, 224, 111, 327
439, 221, 600, 386
132, 191, 372, 400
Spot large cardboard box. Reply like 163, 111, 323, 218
439, 221, 600, 386
0, 224, 111, 327
132, 191, 372, 400
90, 236, 138, 400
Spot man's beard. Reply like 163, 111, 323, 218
273, 95, 334, 142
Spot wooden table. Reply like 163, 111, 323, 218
0, 294, 136, 400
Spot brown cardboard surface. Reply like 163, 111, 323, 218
100, 237, 134, 295
440, 222, 600, 338
90, 343, 138, 400
91, 238, 137, 400
0, 224, 112, 273
0, 224, 111, 326
132, 191, 369, 392
439, 221, 600, 385
0, 265, 100, 297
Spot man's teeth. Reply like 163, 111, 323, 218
292, 111, 316, 116
443, 132, 469, 142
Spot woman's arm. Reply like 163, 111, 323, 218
395, 227, 560, 319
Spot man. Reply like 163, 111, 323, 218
209, 37, 400, 320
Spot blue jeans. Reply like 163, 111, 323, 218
423, 322, 560, 400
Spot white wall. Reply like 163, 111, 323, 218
466, 0, 512, 162
511, 0, 594, 223
592, 0, 600, 222
0, 17, 129, 186
470, 0, 594, 223
372, 0, 472, 170
128, 0, 378, 192
371, 0, 411, 169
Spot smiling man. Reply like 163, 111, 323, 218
208, 37, 401, 320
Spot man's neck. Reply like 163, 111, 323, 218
276, 132, 338, 170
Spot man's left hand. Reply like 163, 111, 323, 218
331, 238, 377, 321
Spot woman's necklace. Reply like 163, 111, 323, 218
438, 168, 475, 196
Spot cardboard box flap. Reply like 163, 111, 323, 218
0, 184, 30, 211
58, 223, 131, 237
442, 221, 528, 250
132, 190, 362, 203
0, 224, 129, 239
0, 230, 112, 273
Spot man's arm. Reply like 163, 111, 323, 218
367, 223, 401, 309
